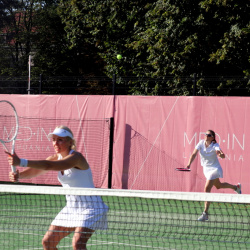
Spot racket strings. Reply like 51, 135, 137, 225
0, 102, 18, 143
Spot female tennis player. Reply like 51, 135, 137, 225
7, 125, 108, 250
186, 129, 241, 222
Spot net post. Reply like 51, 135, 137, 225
108, 117, 114, 188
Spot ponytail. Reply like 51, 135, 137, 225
208, 129, 217, 143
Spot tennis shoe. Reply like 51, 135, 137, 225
235, 183, 241, 194
197, 212, 208, 221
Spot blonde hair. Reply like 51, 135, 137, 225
56, 125, 76, 150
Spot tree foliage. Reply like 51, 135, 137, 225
0, 0, 35, 75
58, 0, 250, 95
0, 0, 103, 77
0, 0, 249, 95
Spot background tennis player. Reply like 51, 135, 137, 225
186, 129, 241, 221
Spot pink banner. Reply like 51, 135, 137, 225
112, 96, 248, 193
0, 95, 249, 194
0, 95, 114, 188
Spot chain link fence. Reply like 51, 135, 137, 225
0, 75, 249, 96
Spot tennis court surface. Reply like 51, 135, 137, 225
0, 184, 249, 249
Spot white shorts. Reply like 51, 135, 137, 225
203, 166, 223, 180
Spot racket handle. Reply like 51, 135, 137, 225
11, 142, 16, 173
11, 165, 16, 173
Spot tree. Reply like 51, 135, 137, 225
0, 0, 37, 76
129, 0, 250, 95
59, 0, 250, 95
0, 0, 249, 95
0, 0, 111, 94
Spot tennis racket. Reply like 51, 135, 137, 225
175, 168, 191, 172
0, 100, 19, 173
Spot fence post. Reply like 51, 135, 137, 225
28, 55, 31, 94
112, 74, 116, 95
108, 117, 114, 189
39, 74, 43, 94
193, 73, 197, 96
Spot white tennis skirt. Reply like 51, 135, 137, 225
203, 165, 223, 180
51, 195, 109, 229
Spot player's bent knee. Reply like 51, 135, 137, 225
42, 238, 57, 249
214, 184, 222, 189
41, 238, 48, 248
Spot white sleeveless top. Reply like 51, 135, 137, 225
57, 150, 95, 188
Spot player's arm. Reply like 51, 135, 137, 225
216, 149, 225, 159
214, 144, 225, 159
186, 148, 198, 169
19, 168, 47, 179
9, 168, 48, 182
6, 151, 88, 171
18, 155, 55, 178
8, 155, 54, 182
24, 152, 88, 171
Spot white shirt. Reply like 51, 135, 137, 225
195, 140, 223, 180
195, 140, 221, 168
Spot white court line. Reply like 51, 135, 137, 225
130, 96, 180, 189
88, 240, 167, 249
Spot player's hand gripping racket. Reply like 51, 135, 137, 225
175, 168, 191, 172
0, 100, 19, 173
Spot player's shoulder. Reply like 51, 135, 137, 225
195, 140, 204, 150
196, 139, 204, 146
46, 154, 58, 161
71, 150, 83, 157
71, 151, 87, 161
212, 141, 220, 146
212, 142, 220, 148
70, 151, 88, 169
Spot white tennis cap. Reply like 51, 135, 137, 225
48, 128, 74, 139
